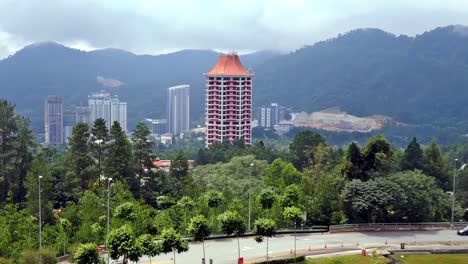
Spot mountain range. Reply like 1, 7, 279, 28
1, 25, 468, 139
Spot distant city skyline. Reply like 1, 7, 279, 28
44, 91, 128, 144
2, 1, 468, 58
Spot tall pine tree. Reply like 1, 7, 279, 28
131, 122, 154, 193
90, 118, 110, 186
105, 121, 135, 194
401, 137, 424, 171
12, 117, 35, 205
423, 140, 451, 190
342, 141, 364, 180
65, 123, 95, 199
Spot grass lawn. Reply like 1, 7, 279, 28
299, 255, 390, 264
394, 254, 468, 263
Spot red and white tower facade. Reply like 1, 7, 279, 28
204, 53, 253, 148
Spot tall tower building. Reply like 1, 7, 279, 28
118, 102, 127, 133
167, 85, 190, 135
204, 53, 253, 148
45, 96, 63, 144
88, 91, 127, 132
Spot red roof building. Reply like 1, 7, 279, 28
152, 159, 194, 171
204, 53, 253, 148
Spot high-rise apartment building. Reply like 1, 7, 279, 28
204, 53, 253, 148
63, 109, 75, 144
259, 103, 287, 128
88, 91, 127, 132
167, 85, 190, 135
75, 106, 91, 125
144, 118, 168, 135
45, 96, 63, 144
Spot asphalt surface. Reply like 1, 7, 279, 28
125, 230, 468, 264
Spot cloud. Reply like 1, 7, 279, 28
1, 0, 468, 58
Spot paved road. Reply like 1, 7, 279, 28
132, 230, 468, 264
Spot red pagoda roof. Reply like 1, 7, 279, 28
206, 53, 253, 76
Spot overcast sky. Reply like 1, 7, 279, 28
1, 0, 468, 58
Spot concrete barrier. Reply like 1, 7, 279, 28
329, 222, 467, 233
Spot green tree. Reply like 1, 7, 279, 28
258, 189, 276, 216
73, 243, 101, 264
0, 99, 19, 204
401, 137, 424, 171
168, 153, 189, 198
137, 234, 160, 264
65, 123, 94, 197
187, 215, 210, 262
0, 203, 37, 259
279, 184, 300, 208
423, 140, 451, 190
24, 157, 54, 223
90, 118, 110, 187
342, 142, 364, 180
264, 159, 302, 190
132, 122, 154, 194
158, 228, 189, 264
191, 155, 268, 198
289, 130, 326, 171
114, 202, 138, 222
362, 135, 395, 178
205, 191, 224, 231
107, 225, 142, 264
177, 196, 195, 234
75, 191, 106, 243
11, 116, 35, 205
342, 178, 400, 223
306, 171, 346, 225
283, 206, 303, 261
253, 218, 276, 263
156, 195, 176, 209
388, 170, 450, 222
218, 210, 246, 260
105, 122, 135, 193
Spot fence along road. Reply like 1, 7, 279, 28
141, 227, 468, 264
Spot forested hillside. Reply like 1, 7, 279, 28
255, 26, 468, 128
2, 26, 468, 139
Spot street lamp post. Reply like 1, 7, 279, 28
107, 177, 112, 264
248, 163, 254, 231
451, 159, 467, 226
95, 139, 104, 187
451, 159, 458, 226
38, 175, 43, 249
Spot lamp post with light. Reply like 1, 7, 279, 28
107, 177, 113, 264
38, 175, 43, 249
451, 160, 467, 226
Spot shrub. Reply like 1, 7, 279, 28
256, 256, 305, 264
73, 243, 101, 264
0, 257, 14, 264
20, 248, 57, 264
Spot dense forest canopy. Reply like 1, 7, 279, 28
1, 98, 468, 263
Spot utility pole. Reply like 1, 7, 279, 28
248, 163, 254, 231
107, 177, 112, 264
39, 175, 43, 249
